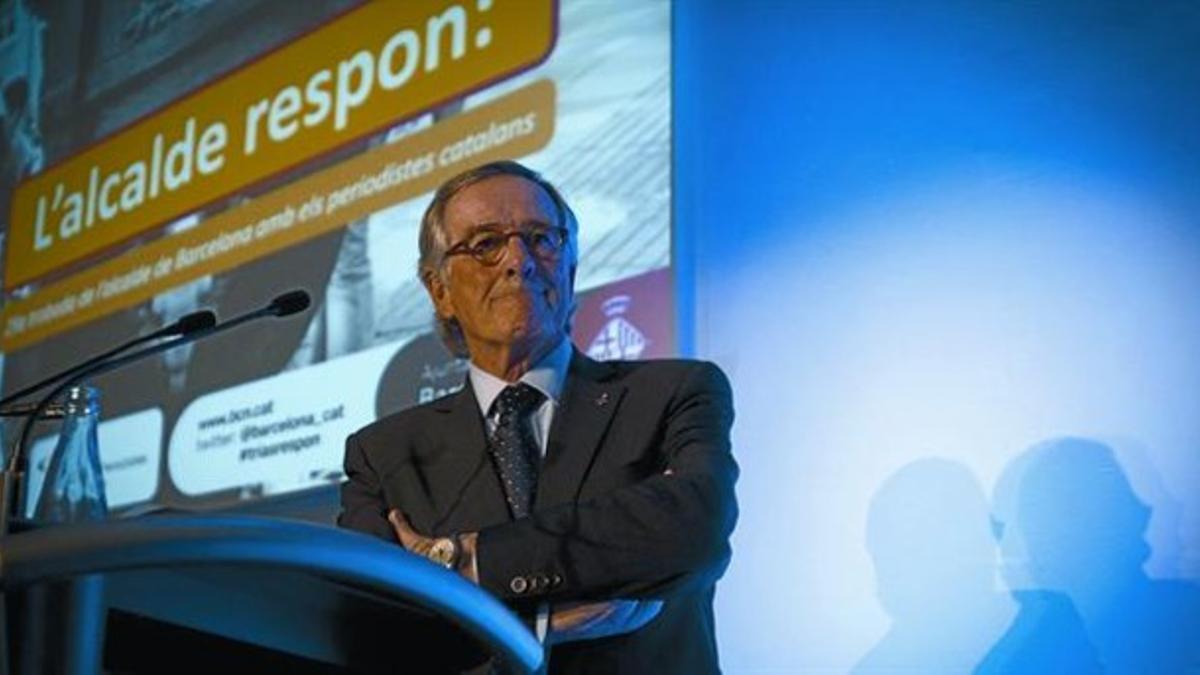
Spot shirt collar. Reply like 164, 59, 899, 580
468, 336, 572, 418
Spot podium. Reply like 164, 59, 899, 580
0, 515, 544, 673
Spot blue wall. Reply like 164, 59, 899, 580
676, 1, 1200, 671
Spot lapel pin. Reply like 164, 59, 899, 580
595, 392, 610, 407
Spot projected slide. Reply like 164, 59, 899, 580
0, 0, 672, 513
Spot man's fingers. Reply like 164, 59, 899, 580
551, 601, 616, 632
387, 508, 410, 540
548, 599, 664, 645
387, 509, 425, 552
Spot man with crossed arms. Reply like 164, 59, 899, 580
339, 160, 737, 673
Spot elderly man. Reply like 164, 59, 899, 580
339, 160, 737, 674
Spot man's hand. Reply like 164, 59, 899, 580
387, 511, 660, 644
551, 601, 616, 633
548, 599, 663, 645
387, 509, 433, 555
388, 509, 479, 583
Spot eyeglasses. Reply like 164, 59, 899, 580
443, 226, 569, 266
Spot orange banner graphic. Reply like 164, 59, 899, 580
5, 0, 556, 289
1, 79, 556, 351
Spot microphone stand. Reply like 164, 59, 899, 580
0, 310, 216, 411
0, 309, 217, 532
0, 289, 308, 673
5, 289, 310, 510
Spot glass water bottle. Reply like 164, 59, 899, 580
33, 385, 107, 523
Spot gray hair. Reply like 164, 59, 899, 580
417, 160, 579, 357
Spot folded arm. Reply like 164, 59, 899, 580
475, 362, 738, 604
340, 360, 737, 642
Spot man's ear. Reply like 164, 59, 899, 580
423, 270, 456, 321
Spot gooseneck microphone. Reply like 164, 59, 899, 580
211, 288, 311, 335
268, 289, 311, 317
6, 289, 312, 491
0, 307, 224, 558
0, 310, 218, 413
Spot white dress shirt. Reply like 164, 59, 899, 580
468, 336, 572, 455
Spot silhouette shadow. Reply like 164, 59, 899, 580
980, 437, 1200, 673
854, 458, 1014, 673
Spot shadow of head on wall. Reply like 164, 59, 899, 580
983, 437, 1200, 673
855, 458, 1015, 673
856, 439, 1200, 674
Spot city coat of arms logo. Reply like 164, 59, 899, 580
587, 294, 647, 361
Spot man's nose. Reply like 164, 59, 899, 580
501, 234, 537, 278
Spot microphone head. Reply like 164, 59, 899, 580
173, 310, 217, 334
269, 290, 311, 317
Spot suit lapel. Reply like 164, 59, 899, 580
536, 351, 626, 508
426, 381, 509, 532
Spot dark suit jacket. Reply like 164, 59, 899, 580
339, 352, 738, 674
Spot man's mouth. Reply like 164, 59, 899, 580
491, 283, 553, 305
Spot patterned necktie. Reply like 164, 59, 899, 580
488, 383, 546, 518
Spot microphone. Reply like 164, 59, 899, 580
269, 289, 311, 317
0, 308, 219, 536
7, 289, 312, 480
169, 310, 220, 334
0, 309, 217, 411
196, 289, 311, 337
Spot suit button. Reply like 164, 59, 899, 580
534, 574, 550, 590
510, 576, 529, 594
551, 574, 563, 587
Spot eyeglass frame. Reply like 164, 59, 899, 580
441, 224, 570, 267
